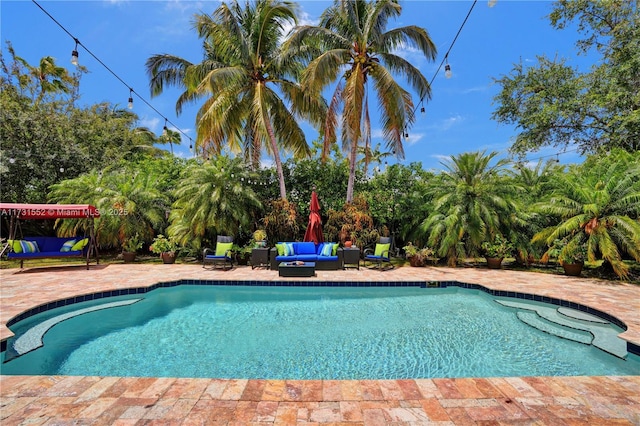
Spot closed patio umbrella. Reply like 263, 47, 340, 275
303, 190, 324, 244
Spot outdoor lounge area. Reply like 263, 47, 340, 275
1, 263, 639, 424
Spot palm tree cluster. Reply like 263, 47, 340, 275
145, 0, 436, 203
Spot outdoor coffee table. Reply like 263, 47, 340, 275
278, 261, 316, 277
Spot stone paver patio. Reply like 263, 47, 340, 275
1, 263, 639, 424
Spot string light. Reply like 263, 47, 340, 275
31, 0, 193, 153
127, 88, 134, 110
163, 118, 168, 137
71, 38, 79, 66
444, 63, 452, 79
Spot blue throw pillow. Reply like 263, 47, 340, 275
60, 239, 77, 252
321, 243, 334, 256
19, 240, 39, 253
285, 243, 295, 256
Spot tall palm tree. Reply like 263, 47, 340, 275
146, 0, 326, 200
532, 150, 640, 279
286, 0, 436, 203
420, 151, 520, 266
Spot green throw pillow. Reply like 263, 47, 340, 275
8, 239, 22, 253
60, 239, 77, 252
332, 243, 339, 256
71, 238, 89, 251
275, 243, 285, 256
374, 243, 390, 257
215, 242, 233, 256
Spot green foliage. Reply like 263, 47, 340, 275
48, 158, 176, 248
420, 151, 521, 266
363, 162, 433, 247
149, 234, 179, 254
402, 242, 433, 259
492, 0, 640, 155
532, 149, 640, 279
1, 46, 167, 204
167, 156, 262, 249
122, 233, 143, 252
481, 234, 514, 258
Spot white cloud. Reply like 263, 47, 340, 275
140, 116, 161, 133
440, 114, 463, 131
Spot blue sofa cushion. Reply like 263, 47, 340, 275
297, 254, 318, 262
275, 255, 298, 262
8, 251, 82, 259
316, 255, 338, 262
295, 242, 317, 255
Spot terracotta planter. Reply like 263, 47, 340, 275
408, 256, 425, 267
344, 241, 353, 248
160, 252, 176, 264
562, 262, 583, 276
122, 251, 137, 263
485, 256, 504, 269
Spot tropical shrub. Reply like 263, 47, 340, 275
532, 150, 640, 279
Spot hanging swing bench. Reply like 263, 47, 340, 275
1, 203, 100, 269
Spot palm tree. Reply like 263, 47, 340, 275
48, 168, 169, 249
167, 156, 262, 248
146, 0, 326, 200
159, 128, 181, 155
286, 0, 436, 203
532, 150, 640, 279
420, 151, 520, 266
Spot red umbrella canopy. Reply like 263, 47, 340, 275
303, 191, 324, 244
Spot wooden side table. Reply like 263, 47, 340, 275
342, 247, 360, 270
251, 247, 270, 269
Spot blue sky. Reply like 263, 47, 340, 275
2, 0, 591, 171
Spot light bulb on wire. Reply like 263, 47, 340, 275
127, 89, 134, 110
71, 39, 79, 66
444, 64, 452, 79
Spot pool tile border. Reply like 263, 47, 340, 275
3, 279, 638, 357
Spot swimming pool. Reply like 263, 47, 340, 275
2, 285, 639, 378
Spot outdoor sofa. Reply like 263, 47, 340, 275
270, 241, 344, 270
6, 236, 93, 268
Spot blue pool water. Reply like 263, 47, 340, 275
2, 286, 639, 379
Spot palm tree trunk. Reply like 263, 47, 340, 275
346, 138, 358, 204
264, 117, 287, 200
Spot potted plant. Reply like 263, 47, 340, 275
403, 242, 433, 267
481, 234, 513, 269
253, 229, 267, 247
558, 240, 588, 276
122, 233, 143, 263
150, 234, 179, 264
233, 243, 253, 265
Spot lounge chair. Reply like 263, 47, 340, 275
362, 237, 393, 270
203, 235, 234, 270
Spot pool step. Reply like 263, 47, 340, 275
516, 311, 593, 344
495, 300, 628, 359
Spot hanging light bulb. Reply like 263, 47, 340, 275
71, 39, 79, 66
162, 118, 168, 137
444, 64, 452, 79
420, 106, 425, 114
127, 89, 133, 110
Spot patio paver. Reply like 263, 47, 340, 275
1, 263, 639, 424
